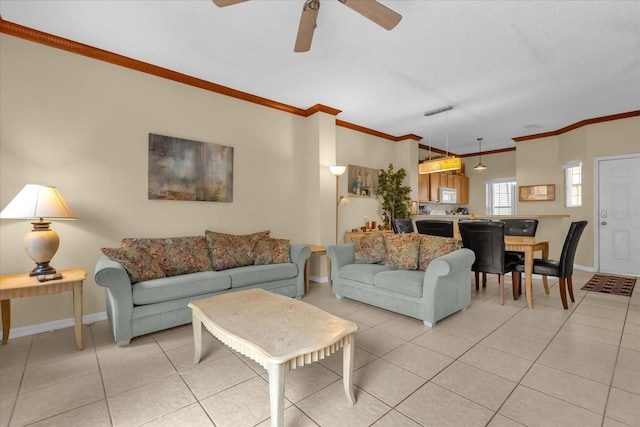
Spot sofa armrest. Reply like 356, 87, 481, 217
327, 244, 356, 285
94, 255, 135, 345
290, 244, 311, 296
422, 248, 475, 325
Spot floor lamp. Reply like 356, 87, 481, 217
329, 166, 348, 244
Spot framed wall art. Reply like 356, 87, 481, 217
348, 165, 379, 198
519, 184, 555, 202
148, 133, 234, 202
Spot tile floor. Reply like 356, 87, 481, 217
1, 269, 639, 426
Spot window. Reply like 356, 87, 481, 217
486, 179, 517, 215
563, 162, 582, 207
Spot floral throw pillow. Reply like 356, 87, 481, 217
159, 236, 212, 276
252, 238, 292, 265
353, 232, 387, 264
206, 230, 271, 270
383, 233, 420, 270
101, 246, 166, 283
417, 235, 460, 271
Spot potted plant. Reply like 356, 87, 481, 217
376, 163, 412, 229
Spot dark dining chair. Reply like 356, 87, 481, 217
502, 218, 539, 293
415, 220, 454, 237
458, 221, 521, 304
514, 220, 588, 309
391, 218, 415, 234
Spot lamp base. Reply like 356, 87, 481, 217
29, 262, 57, 277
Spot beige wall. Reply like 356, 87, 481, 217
0, 35, 413, 330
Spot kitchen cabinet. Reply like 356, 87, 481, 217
422, 171, 469, 203
418, 174, 430, 202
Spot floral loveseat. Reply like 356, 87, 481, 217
328, 232, 475, 327
95, 230, 310, 345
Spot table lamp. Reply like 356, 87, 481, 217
0, 184, 76, 276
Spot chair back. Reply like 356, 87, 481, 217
391, 218, 415, 234
415, 220, 454, 237
503, 219, 539, 237
558, 221, 588, 277
458, 221, 507, 274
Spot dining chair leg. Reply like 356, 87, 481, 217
558, 277, 569, 309
499, 275, 505, 305
474, 272, 480, 290
482, 273, 487, 288
512, 272, 521, 300
567, 275, 575, 302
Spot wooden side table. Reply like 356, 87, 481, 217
303, 245, 327, 293
0, 268, 86, 349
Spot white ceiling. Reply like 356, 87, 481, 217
2, 0, 639, 156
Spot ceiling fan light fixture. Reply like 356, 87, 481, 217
474, 137, 487, 170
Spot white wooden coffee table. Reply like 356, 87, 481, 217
188, 288, 358, 427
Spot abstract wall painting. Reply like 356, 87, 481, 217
148, 133, 233, 202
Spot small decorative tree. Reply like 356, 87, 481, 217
376, 163, 412, 229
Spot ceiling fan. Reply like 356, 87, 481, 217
212, 0, 402, 52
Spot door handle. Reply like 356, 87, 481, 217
601, 221, 607, 226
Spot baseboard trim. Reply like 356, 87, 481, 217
5, 312, 108, 340
309, 275, 329, 284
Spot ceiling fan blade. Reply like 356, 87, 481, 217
212, 0, 249, 7
338, 0, 401, 30
294, 0, 320, 53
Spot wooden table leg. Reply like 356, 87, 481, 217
1, 299, 10, 344
343, 333, 356, 405
72, 282, 84, 349
192, 312, 203, 365
304, 259, 310, 294
267, 362, 286, 427
524, 247, 534, 309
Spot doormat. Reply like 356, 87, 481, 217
581, 274, 636, 297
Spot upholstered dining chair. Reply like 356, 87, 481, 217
514, 220, 588, 309
391, 218, 415, 234
458, 221, 521, 304
415, 220, 454, 237
502, 218, 539, 294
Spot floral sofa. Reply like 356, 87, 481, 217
95, 230, 310, 345
328, 232, 475, 327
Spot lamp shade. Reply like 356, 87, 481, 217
0, 185, 76, 220
329, 165, 347, 176
418, 157, 462, 174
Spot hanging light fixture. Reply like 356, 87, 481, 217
419, 106, 461, 174
474, 137, 487, 170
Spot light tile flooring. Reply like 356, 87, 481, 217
1, 269, 639, 426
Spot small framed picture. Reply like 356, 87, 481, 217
519, 184, 555, 201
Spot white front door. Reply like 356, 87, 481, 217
597, 154, 640, 276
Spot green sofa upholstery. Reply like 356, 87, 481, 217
95, 244, 310, 346
327, 244, 474, 327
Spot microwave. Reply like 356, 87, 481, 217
439, 187, 457, 204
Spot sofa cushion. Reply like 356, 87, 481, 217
251, 238, 292, 265
418, 235, 460, 271
132, 270, 231, 305
374, 270, 425, 298
383, 233, 420, 270
101, 246, 166, 283
339, 263, 390, 285
352, 232, 386, 264
205, 230, 270, 270
228, 263, 298, 288
121, 236, 212, 277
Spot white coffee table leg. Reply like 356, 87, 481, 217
192, 312, 202, 365
267, 362, 286, 427
343, 333, 356, 405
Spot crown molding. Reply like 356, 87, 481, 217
513, 110, 640, 142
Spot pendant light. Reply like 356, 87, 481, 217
419, 106, 462, 174
474, 137, 487, 170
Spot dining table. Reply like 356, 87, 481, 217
505, 236, 550, 309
